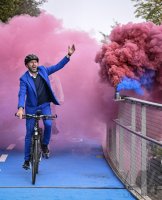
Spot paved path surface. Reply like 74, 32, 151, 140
0, 134, 136, 200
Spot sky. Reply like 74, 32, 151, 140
40, 0, 144, 41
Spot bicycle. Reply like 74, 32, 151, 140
16, 110, 57, 184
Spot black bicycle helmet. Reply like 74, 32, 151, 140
24, 54, 39, 65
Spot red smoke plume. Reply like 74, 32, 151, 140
95, 22, 162, 92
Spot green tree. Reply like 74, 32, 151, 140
0, 0, 46, 23
131, 0, 162, 25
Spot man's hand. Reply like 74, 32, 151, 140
68, 44, 75, 56
16, 107, 24, 119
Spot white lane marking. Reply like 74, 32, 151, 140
71, 137, 84, 143
0, 154, 8, 162
6, 144, 16, 150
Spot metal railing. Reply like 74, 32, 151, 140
104, 96, 162, 200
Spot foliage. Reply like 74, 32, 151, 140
131, 0, 162, 25
149, 143, 162, 157
0, 0, 46, 23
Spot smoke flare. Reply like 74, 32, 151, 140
95, 22, 162, 96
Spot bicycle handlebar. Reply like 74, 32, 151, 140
15, 113, 57, 120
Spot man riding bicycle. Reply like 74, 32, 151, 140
16, 45, 75, 169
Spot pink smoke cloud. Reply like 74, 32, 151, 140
0, 13, 117, 148
95, 22, 162, 99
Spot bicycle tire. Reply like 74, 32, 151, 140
32, 140, 38, 184
36, 133, 42, 174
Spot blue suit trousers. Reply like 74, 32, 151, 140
24, 102, 52, 161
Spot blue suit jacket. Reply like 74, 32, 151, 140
18, 56, 69, 112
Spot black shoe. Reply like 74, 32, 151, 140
41, 144, 50, 158
22, 160, 30, 170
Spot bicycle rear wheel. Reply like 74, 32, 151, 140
32, 140, 39, 184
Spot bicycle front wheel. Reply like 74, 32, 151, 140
32, 140, 39, 184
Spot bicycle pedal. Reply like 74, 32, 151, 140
22, 164, 31, 170
42, 153, 50, 159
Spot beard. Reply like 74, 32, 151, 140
28, 67, 38, 73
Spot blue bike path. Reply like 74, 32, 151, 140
0, 135, 136, 200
